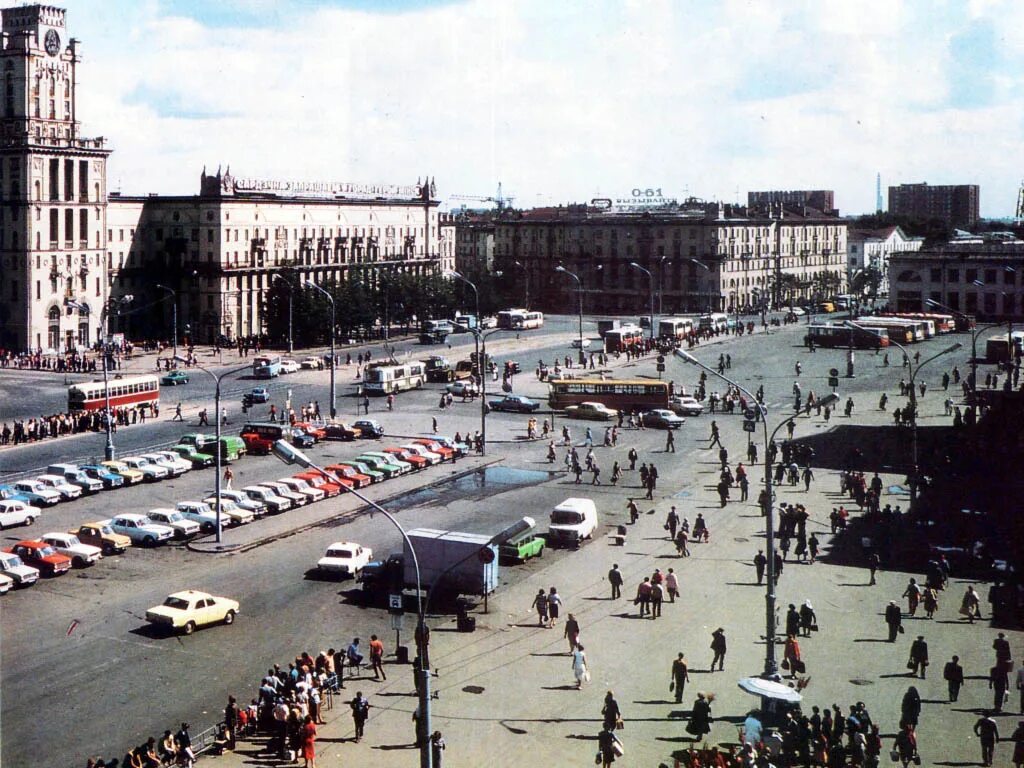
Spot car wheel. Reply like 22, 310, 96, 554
143, 536, 156, 547
24, 516, 35, 527
223, 610, 235, 625
536, 546, 544, 558
73, 556, 87, 568
102, 543, 115, 555
183, 621, 196, 635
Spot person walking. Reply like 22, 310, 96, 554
869, 552, 880, 585
650, 580, 663, 619
687, 692, 713, 738
671, 653, 690, 703
627, 447, 638, 470
886, 600, 903, 642
531, 589, 549, 626
754, 550, 767, 584
547, 586, 563, 629
992, 664, 1011, 712
173, 403, 183, 421
783, 634, 802, 678
799, 600, 817, 637
944, 655, 965, 702
1012, 720, 1024, 768
665, 568, 679, 602
961, 585, 982, 622
597, 725, 622, 768
602, 690, 622, 732
430, 731, 446, 768
902, 578, 921, 616
893, 723, 918, 768
909, 636, 929, 679
635, 577, 652, 617
564, 613, 581, 653
710, 628, 727, 672
572, 644, 589, 689
223, 466, 233, 490
709, 420, 722, 448
369, 635, 386, 681
665, 507, 679, 541
349, 692, 370, 742
974, 711, 1000, 766
607, 564, 623, 599
300, 714, 317, 768
666, 429, 675, 453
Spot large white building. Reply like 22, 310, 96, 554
0, 4, 450, 352
847, 225, 923, 297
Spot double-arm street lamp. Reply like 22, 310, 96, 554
155, 284, 178, 358
66, 295, 133, 460
926, 298, 1007, 399
449, 271, 490, 454
513, 260, 530, 309
555, 265, 587, 363
629, 262, 656, 340
303, 280, 337, 419
273, 274, 295, 354
845, 322, 960, 508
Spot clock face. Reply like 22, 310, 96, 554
44, 29, 60, 56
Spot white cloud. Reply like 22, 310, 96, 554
57, 0, 1024, 216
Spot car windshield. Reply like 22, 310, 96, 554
99, 526, 114, 535
551, 511, 584, 524
326, 549, 352, 558
63, 537, 80, 546
4, 555, 24, 567
162, 596, 192, 610
38, 546, 57, 557
165, 512, 184, 522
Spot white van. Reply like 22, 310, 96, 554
548, 497, 598, 548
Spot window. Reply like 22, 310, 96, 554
49, 209, 58, 245
64, 159, 73, 201
948, 268, 959, 283
79, 209, 87, 243
1005, 268, 1016, 285
79, 160, 88, 200
930, 269, 941, 282
49, 158, 59, 200
64, 209, 73, 244
965, 269, 977, 283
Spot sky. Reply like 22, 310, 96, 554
50, 0, 1024, 216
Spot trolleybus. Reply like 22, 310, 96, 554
548, 378, 670, 412
68, 375, 160, 413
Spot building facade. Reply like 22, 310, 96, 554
0, 4, 111, 352
493, 201, 847, 315
748, 190, 835, 214
107, 170, 448, 344
441, 211, 496, 273
846, 225, 923, 297
888, 239, 1024, 319
888, 183, 980, 229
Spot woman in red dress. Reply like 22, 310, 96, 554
301, 714, 317, 768
783, 635, 802, 678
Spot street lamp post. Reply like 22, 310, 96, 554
450, 271, 488, 454
555, 266, 586, 363
270, 440, 434, 768
273, 274, 294, 354
155, 284, 177, 358
304, 280, 337, 419
513, 260, 530, 309
846, 322, 960, 508
689, 258, 710, 315
924, 299, 1005, 403
629, 262, 655, 340
658, 254, 668, 316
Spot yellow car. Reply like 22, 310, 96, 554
145, 589, 240, 635
100, 460, 145, 485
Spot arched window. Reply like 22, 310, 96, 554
48, 305, 61, 351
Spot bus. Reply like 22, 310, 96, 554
419, 319, 454, 345
253, 355, 283, 378
657, 317, 694, 341
858, 316, 928, 342
68, 374, 160, 413
698, 313, 729, 332
511, 311, 544, 330
985, 332, 1024, 363
852, 319, 915, 344
239, 422, 287, 455
548, 378, 671, 412
806, 324, 889, 349
604, 325, 643, 353
497, 308, 529, 329
363, 361, 427, 394
885, 312, 956, 334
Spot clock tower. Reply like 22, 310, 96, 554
0, 4, 111, 352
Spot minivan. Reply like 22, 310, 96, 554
548, 498, 598, 548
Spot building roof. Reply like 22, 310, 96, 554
892, 240, 1024, 260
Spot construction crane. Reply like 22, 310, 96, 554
450, 182, 515, 211
1016, 181, 1024, 221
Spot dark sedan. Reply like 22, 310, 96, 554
488, 394, 540, 413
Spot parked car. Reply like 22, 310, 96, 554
145, 589, 239, 635
214, 489, 266, 517
5, 540, 72, 576
564, 402, 617, 421
249, 387, 271, 403
0, 485, 32, 505
99, 460, 145, 485
0, 573, 13, 594
280, 359, 300, 374
383, 446, 428, 470
480, 315, 497, 329
355, 454, 403, 478
170, 445, 215, 468
35, 474, 84, 501
242, 485, 292, 514
201, 498, 255, 526
279, 477, 324, 504
122, 456, 170, 481
259, 480, 307, 507
107, 513, 175, 547
160, 370, 190, 386
288, 427, 316, 449
317, 541, 373, 578
415, 436, 460, 459
339, 460, 384, 483
488, 394, 540, 413
0, 500, 39, 530
174, 501, 224, 533
0, 551, 39, 587
145, 509, 202, 540
78, 464, 126, 489
70, 522, 131, 555
325, 463, 371, 488
499, 518, 545, 562
47, 464, 104, 493
353, 419, 384, 438
362, 451, 412, 474
300, 357, 320, 370
668, 395, 704, 417
643, 409, 685, 429
570, 338, 592, 349
12, 480, 62, 506
293, 422, 327, 442
142, 452, 192, 476
294, 471, 344, 497
401, 443, 442, 465
40, 532, 102, 568
446, 381, 479, 398
323, 422, 361, 441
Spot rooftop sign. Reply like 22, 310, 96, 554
232, 178, 421, 199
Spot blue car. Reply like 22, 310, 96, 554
79, 464, 126, 490
289, 428, 316, 449
0, 485, 34, 505
250, 387, 271, 404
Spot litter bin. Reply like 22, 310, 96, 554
396, 645, 409, 664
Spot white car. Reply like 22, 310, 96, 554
480, 316, 498, 329
145, 589, 239, 635
279, 477, 325, 504
317, 541, 373, 578
12, 480, 62, 506
0, 573, 13, 594
35, 474, 84, 501
40, 532, 102, 568
644, 409, 686, 429
153, 451, 194, 475
107, 514, 176, 547
202, 497, 255, 526
0, 552, 39, 587
401, 443, 442, 465
145, 509, 202, 540
0, 500, 39, 530
571, 338, 593, 349
564, 401, 618, 421
213, 489, 265, 518
122, 456, 170, 481
260, 480, 307, 507
446, 380, 479, 397
141, 452, 188, 477
175, 501, 224, 533
242, 485, 292, 514
280, 359, 300, 374
300, 357, 320, 370
669, 395, 704, 417
47, 464, 104, 493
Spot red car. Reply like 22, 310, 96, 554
5, 540, 72, 577
326, 464, 372, 489
384, 447, 428, 470
296, 470, 346, 496
414, 438, 454, 461
293, 422, 327, 442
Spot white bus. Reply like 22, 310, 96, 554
497, 308, 529, 329
363, 362, 427, 394
657, 317, 694, 341
698, 312, 729, 332
511, 311, 544, 330
858, 316, 930, 342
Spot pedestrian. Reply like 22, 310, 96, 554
173, 403, 183, 421
1012, 720, 1024, 768
349, 692, 370, 741
944, 655, 965, 702
783, 634, 802, 678
808, 533, 819, 563
709, 420, 721, 448
869, 552, 880, 585
634, 577, 652, 617
223, 466, 233, 490
531, 589, 549, 626
903, 578, 921, 616
174, 723, 196, 767
671, 653, 690, 703
909, 635, 929, 678
687, 692, 713, 738
665, 568, 679, 602
610, 461, 621, 485
975, 711, 1000, 767
675, 528, 689, 557
572, 644, 589, 689
893, 723, 918, 768
710, 628, 727, 671
584, 427, 593, 447
666, 429, 675, 453
627, 447, 638, 470
432, 417, 438, 433
885, 600, 903, 642
547, 586, 562, 628
799, 600, 817, 636
960, 585, 982, 622
650, 580, 663, 618
564, 613, 580, 653
430, 731, 446, 767
992, 664, 1011, 712
754, 550, 767, 584
922, 586, 939, 618
369, 634, 386, 681
300, 714, 317, 768
596, 725, 622, 767
901, 685, 922, 730
607, 564, 623, 599
666, 506, 679, 540
602, 690, 622, 731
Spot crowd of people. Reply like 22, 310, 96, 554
0, 403, 153, 446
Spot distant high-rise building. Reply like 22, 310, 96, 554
876, 173, 883, 214
747, 190, 835, 214
887, 183, 979, 229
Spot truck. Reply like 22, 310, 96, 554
178, 433, 247, 462
423, 355, 471, 383
597, 319, 622, 338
